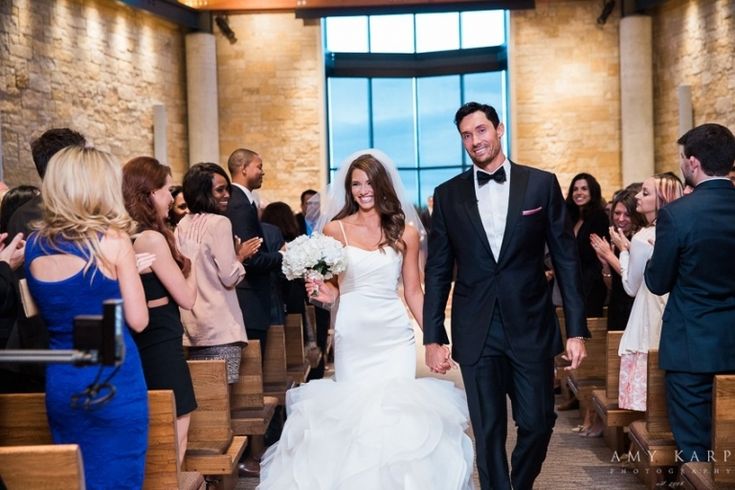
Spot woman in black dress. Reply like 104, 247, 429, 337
565, 173, 609, 317
123, 156, 198, 463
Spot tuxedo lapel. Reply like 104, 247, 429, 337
497, 162, 528, 264
458, 170, 496, 261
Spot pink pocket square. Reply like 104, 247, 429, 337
522, 206, 543, 216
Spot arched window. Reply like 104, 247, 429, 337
325, 10, 508, 206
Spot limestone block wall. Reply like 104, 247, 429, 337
216, 13, 324, 211
510, 0, 622, 199
0, 0, 188, 185
651, 0, 735, 174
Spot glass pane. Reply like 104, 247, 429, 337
328, 78, 370, 168
370, 15, 414, 53
463, 71, 508, 158
415, 12, 459, 53
397, 169, 419, 206
461, 10, 505, 48
419, 167, 464, 206
325, 16, 368, 53
372, 79, 416, 166
417, 75, 462, 167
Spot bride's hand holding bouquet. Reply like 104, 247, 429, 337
282, 232, 346, 306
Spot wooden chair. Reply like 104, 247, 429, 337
145, 390, 204, 490
591, 331, 645, 453
185, 360, 248, 490
679, 374, 735, 490
263, 324, 293, 405
627, 350, 678, 489
285, 313, 311, 384
566, 316, 607, 418
0, 444, 84, 489
230, 341, 279, 460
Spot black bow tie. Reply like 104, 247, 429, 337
477, 167, 506, 186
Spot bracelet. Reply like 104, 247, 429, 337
602, 272, 612, 278
570, 336, 587, 343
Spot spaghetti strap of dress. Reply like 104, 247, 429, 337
336, 220, 349, 246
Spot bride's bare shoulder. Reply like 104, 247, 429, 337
322, 220, 344, 243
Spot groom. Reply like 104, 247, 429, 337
424, 102, 589, 490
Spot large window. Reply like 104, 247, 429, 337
325, 10, 508, 206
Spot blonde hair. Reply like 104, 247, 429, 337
35, 145, 136, 274
653, 172, 684, 212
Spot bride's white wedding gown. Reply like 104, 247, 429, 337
258, 240, 474, 489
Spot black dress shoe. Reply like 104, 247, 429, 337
238, 462, 260, 478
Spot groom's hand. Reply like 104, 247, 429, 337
563, 338, 587, 370
426, 343, 452, 375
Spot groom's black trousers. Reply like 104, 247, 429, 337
460, 307, 556, 490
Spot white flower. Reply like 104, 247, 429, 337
282, 232, 346, 281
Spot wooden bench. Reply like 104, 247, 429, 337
285, 313, 311, 384
566, 317, 607, 418
679, 374, 735, 490
0, 391, 204, 489
231, 340, 279, 461
0, 444, 84, 489
263, 324, 293, 405
185, 360, 248, 490
627, 350, 678, 489
591, 331, 645, 453
146, 390, 205, 490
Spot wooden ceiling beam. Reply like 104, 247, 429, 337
178, 0, 500, 13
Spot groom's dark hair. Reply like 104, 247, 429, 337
677, 123, 735, 176
454, 102, 500, 130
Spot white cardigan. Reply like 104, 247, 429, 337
617, 226, 669, 356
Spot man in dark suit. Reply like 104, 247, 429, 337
2, 128, 86, 394
645, 123, 735, 462
225, 149, 283, 357
423, 102, 588, 490
295, 189, 317, 236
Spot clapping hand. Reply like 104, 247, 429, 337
425, 343, 453, 375
590, 233, 613, 264
0, 233, 25, 270
608, 226, 630, 252
135, 252, 156, 273
235, 236, 262, 262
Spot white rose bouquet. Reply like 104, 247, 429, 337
282, 233, 346, 291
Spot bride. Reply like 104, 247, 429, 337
257, 150, 474, 489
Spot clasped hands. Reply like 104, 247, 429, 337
425, 343, 455, 375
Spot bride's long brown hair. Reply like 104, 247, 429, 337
334, 154, 405, 252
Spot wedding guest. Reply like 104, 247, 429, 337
646, 123, 735, 462
0, 185, 40, 237
225, 149, 283, 360
566, 172, 609, 317
24, 145, 149, 488
168, 184, 189, 228
177, 163, 261, 384
591, 190, 646, 331
610, 173, 682, 412
5, 128, 86, 393
295, 189, 318, 236
123, 157, 198, 462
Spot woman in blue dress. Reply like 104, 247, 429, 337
25, 145, 150, 489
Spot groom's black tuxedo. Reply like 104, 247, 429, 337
424, 162, 587, 490
424, 162, 588, 360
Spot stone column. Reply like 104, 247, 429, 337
153, 104, 168, 166
185, 33, 220, 167
677, 85, 693, 137
619, 15, 654, 185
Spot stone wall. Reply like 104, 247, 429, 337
0, 0, 188, 185
651, 0, 735, 174
510, 0, 622, 199
216, 13, 324, 211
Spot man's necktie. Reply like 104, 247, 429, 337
477, 167, 506, 186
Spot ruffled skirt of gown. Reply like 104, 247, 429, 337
258, 376, 474, 490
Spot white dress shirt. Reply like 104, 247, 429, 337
474, 159, 511, 260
